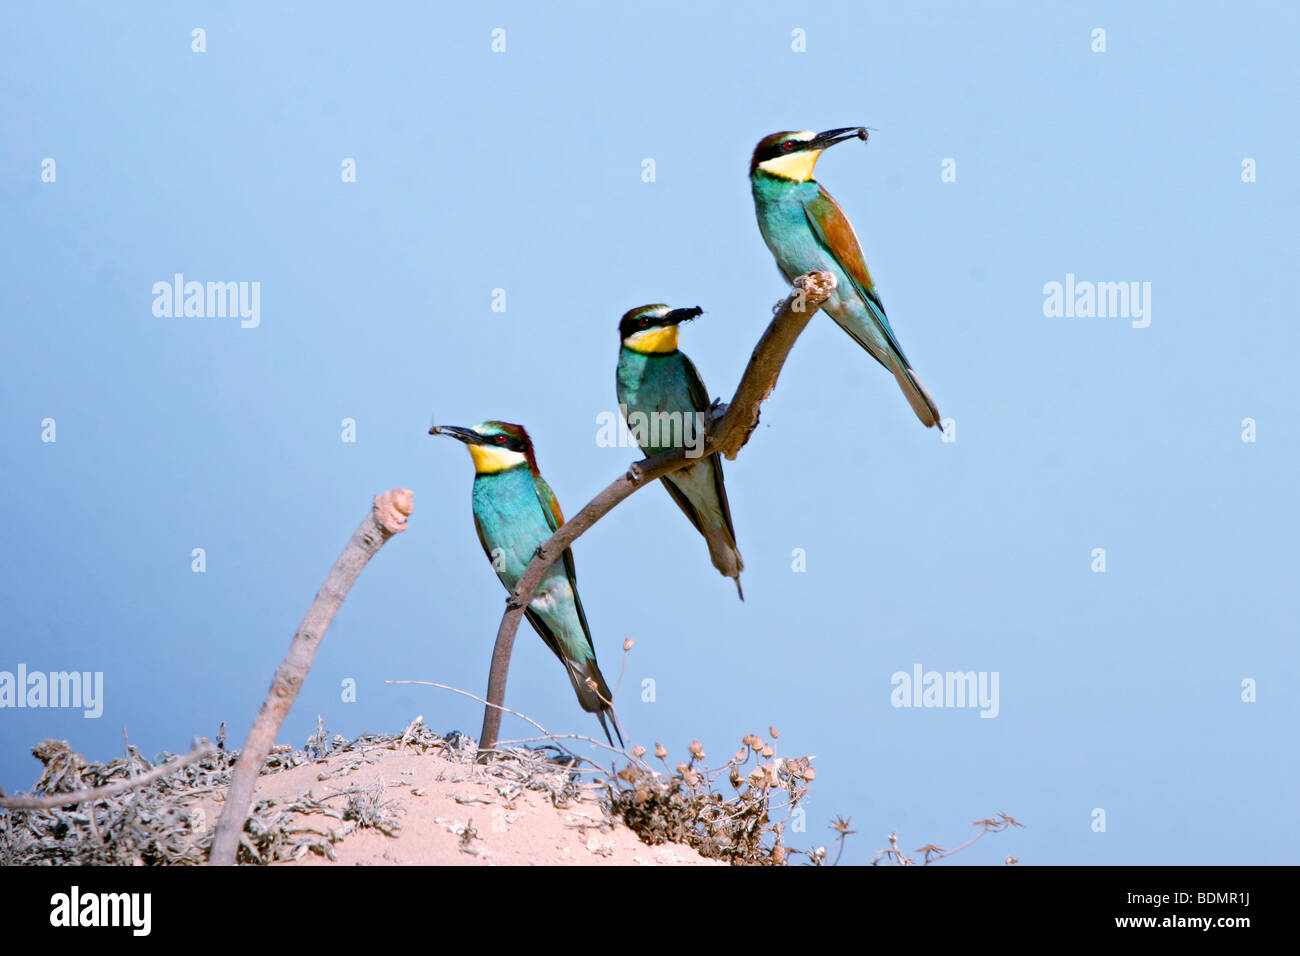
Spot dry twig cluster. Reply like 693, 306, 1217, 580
606, 728, 817, 865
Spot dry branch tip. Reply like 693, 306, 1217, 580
374, 488, 414, 534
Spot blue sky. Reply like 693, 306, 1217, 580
2, 1, 1296, 864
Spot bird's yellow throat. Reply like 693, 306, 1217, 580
469, 444, 528, 474
622, 325, 679, 354
757, 148, 823, 182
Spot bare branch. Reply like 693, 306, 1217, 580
208, 488, 413, 866
0, 739, 215, 810
476, 273, 837, 758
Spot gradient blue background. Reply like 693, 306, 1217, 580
2, 2, 1295, 865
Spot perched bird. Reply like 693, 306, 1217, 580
429, 421, 620, 745
616, 305, 744, 599
750, 127, 941, 428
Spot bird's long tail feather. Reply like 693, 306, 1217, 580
700, 521, 745, 601
564, 657, 622, 747
887, 353, 942, 428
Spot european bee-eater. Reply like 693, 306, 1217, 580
616, 306, 745, 599
750, 128, 941, 428
429, 421, 621, 745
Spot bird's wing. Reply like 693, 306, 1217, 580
678, 352, 738, 546
680, 350, 711, 416
534, 473, 566, 532
523, 606, 567, 666
662, 456, 738, 545
532, 474, 596, 655
708, 455, 738, 548
533, 474, 572, 577
802, 187, 912, 366
471, 511, 495, 565
659, 476, 706, 535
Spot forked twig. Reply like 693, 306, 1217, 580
475, 272, 837, 758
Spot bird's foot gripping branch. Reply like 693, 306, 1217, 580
474, 272, 836, 760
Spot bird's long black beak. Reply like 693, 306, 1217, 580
428, 424, 482, 445
811, 127, 869, 149
665, 307, 703, 326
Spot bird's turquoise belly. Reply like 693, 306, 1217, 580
754, 192, 887, 358
472, 470, 568, 594
754, 195, 854, 302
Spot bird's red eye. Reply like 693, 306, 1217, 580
782, 141, 797, 151
494, 434, 508, 445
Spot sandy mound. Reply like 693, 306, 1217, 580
225, 741, 719, 866
1, 720, 721, 866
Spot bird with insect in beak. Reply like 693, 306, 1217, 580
750, 127, 942, 429
429, 421, 621, 746
616, 305, 745, 599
